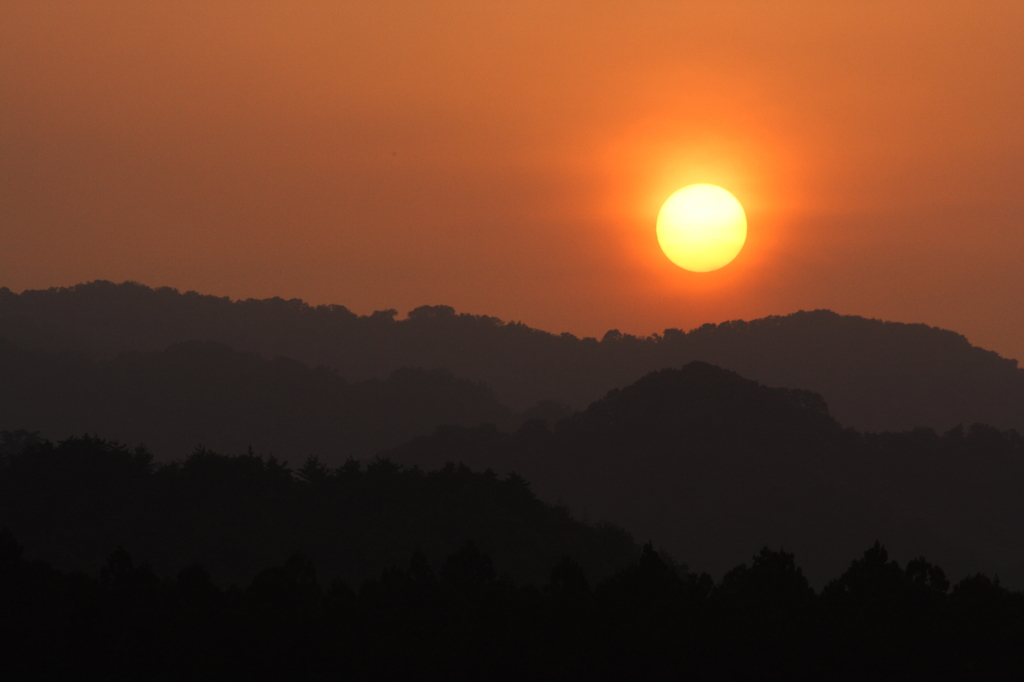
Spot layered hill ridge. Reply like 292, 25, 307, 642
385, 363, 1024, 588
0, 339, 515, 462
3, 343, 1023, 588
2, 280, 1022, 432
2, 281, 1023, 587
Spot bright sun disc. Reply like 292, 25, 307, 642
656, 184, 747, 272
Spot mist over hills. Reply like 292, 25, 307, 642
2, 280, 1022, 433
384, 363, 1024, 588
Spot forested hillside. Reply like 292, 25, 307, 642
385, 363, 1024, 587
2, 281, 1022, 432
4, 357, 1024, 676
4, 282, 1024, 590
0, 434, 635, 587
5, 360, 1024, 589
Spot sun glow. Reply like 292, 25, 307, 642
656, 184, 747, 272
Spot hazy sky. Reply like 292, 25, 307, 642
2, 2, 1022, 359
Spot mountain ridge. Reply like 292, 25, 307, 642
1, 280, 1022, 432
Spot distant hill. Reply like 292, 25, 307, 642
0, 434, 637, 587
384, 363, 1024, 588
0, 339, 516, 463
2, 281, 1022, 432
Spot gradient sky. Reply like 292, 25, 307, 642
2, 2, 1022, 360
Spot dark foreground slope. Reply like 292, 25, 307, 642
0, 339, 515, 462
385, 363, 1024, 587
0, 434, 635, 587
4, 531, 1024, 681
2, 280, 1022, 432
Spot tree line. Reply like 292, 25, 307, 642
0, 433, 634, 588
4, 418, 1024, 677
3, 530, 1022, 680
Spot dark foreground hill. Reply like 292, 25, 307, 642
5, 532, 1023, 681
384, 363, 1024, 588
0, 338, 519, 462
2, 280, 1023, 432
0, 434, 636, 588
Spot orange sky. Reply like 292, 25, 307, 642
2, 2, 1022, 360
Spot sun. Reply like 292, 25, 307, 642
656, 184, 747, 272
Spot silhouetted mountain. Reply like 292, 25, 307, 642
0, 339, 514, 462
383, 363, 1024, 587
2, 280, 1021, 432
0, 435, 636, 588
